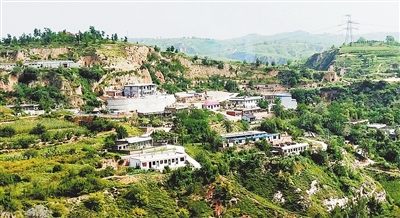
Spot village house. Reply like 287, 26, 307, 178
175, 91, 205, 103
228, 96, 263, 109
123, 84, 157, 97
112, 134, 153, 153
121, 145, 201, 171
202, 102, 220, 111
164, 104, 194, 115
271, 142, 310, 155
5, 104, 45, 116
221, 130, 280, 147
241, 114, 256, 123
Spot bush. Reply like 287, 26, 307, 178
123, 184, 149, 207
13, 136, 35, 149
53, 164, 63, 173
83, 196, 103, 212
30, 123, 46, 135
0, 126, 16, 137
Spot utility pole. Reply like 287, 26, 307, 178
344, 14, 358, 44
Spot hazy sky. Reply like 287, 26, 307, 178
1, 1, 399, 39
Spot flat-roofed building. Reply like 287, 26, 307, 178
123, 84, 157, 97
221, 130, 280, 147
112, 134, 153, 151
121, 145, 201, 171
165, 104, 189, 114
271, 142, 310, 155
229, 96, 263, 109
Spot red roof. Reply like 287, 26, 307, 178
202, 101, 220, 106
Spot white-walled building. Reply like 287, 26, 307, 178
122, 145, 201, 171
202, 102, 220, 111
271, 142, 309, 155
229, 96, 263, 109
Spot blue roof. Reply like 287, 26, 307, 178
276, 94, 291, 97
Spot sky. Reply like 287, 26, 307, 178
1, 0, 399, 40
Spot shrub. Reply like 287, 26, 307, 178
123, 184, 149, 207
53, 164, 63, 173
83, 196, 103, 212
0, 126, 16, 137
30, 124, 46, 135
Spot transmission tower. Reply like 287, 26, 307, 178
344, 14, 358, 44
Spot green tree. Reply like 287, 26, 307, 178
222, 119, 233, 133
272, 97, 284, 118
257, 98, 269, 110
115, 125, 128, 139
386, 35, 395, 45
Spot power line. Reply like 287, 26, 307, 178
344, 14, 358, 44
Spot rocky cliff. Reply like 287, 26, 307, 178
304, 49, 339, 71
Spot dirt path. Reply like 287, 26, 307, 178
376, 63, 382, 74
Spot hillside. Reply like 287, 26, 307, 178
130, 31, 399, 64
304, 41, 400, 81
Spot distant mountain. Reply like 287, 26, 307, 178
130, 31, 399, 65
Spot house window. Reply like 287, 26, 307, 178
172, 159, 175, 163
153, 161, 155, 165
180, 157, 184, 162
142, 162, 147, 167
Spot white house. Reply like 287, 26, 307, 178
202, 102, 220, 111
229, 96, 263, 109
271, 142, 309, 155
122, 145, 201, 171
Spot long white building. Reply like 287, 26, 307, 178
107, 94, 176, 113
121, 145, 201, 171
229, 96, 263, 109
271, 142, 309, 155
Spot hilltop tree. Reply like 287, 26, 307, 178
385, 35, 395, 45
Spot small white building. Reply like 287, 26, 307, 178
271, 142, 309, 155
202, 102, 220, 111
112, 134, 153, 151
229, 96, 263, 109
122, 145, 201, 171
